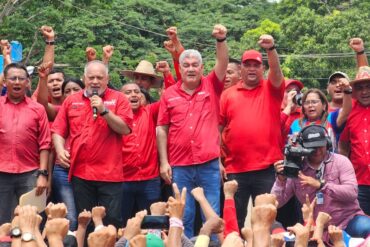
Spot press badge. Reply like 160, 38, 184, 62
316, 192, 324, 205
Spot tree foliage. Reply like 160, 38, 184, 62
0, 0, 368, 90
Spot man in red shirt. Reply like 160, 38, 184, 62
0, 63, 51, 224
120, 82, 160, 226
52, 60, 133, 228
157, 24, 228, 238
339, 66, 370, 215
219, 35, 284, 229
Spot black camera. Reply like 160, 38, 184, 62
293, 93, 303, 106
283, 144, 314, 178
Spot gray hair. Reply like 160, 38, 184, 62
179, 49, 203, 65
84, 60, 109, 75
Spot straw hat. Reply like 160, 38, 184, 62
350, 66, 370, 86
121, 60, 163, 88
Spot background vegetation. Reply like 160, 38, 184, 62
0, 0, 369, 90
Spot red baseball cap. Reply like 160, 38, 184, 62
241, 49, 262, 64
285, 79, 304, 90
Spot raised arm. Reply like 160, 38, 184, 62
102, 45, 114, 65
335, 78, 352, 128
259, 35, 284, 88
40, 25, 55, 67
37, 63, 59, 120
86, 47, 97, 62
349, 38, 368, 68
212, 24, 229, 81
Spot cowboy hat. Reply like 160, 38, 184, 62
121, 60, 163, 88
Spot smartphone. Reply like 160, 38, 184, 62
141, 215, 169, 229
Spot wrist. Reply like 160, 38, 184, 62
45, 40, 55, 45
216, 37, 227, 43
169, 217, 184, 229
266, 45, 276, 51
199, 226, 212, 236
356, 50, 365, 55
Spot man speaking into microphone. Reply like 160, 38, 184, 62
52, 60, 133, 228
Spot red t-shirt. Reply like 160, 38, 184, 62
122, 103, 159, 181
340, 101, 370, 185
51, 88, 133, 182
280, 108, 302, 147
219, 79, 284, 173
157, 71, 223, 166
0, 96, 51, 173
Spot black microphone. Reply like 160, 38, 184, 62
92, 89, 98, 120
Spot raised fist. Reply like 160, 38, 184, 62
0, 40, 11, 56
166, 26, 178, 41
156, 61, 170, 74
349, 38, 364, 53
40, 25, 55, 41
258, 34, 275, 50
163, 40, 176, 54
212, 24, 227, 40
86, 47, 97, 61
103, 45, 114, 60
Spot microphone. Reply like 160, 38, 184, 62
92, 89, 98, 120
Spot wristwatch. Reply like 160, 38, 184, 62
36, 169, 49, 177
100, 108, 109, 116
21, 232, 35, 242
10, 227, 21, 238
343, 87, 352, 94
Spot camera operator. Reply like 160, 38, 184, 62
272, 124, 370, 239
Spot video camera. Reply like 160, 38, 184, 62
283, 143, 314, 178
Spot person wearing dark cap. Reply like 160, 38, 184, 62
339, 66, 370, 215
121, 60, 163, 90
273, 124, 370, 240
219, 34, 284, 230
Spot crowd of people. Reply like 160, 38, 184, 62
0, 23, 369, 247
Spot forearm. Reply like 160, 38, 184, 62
75, 225, 87, 247
336, 95, 352, 128
39, 149, 49, 170
46, 237, 63, 247
252, 228, 270, 247
167, 227, 183, 247
197, 198, 218, 220
214, 40, 229, 81
267, 49, 284, 88
223, 199, 239, 237
356, 53, 368, 68
157, 126, 169, 165
43, 44, 54, 68
103, 112, 131, 135
52, 134, 66, 154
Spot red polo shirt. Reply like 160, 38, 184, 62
122, 103, 159, 181
340, 101, 370, 185
51, 88, 133, 182
220, 79, 284, 174
157, 71, 223, 166
0, 96, 51, 173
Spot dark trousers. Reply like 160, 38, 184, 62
358, 185, 370, 216
71, 176, 123, 228
121, 177, 161, 227
228, 166, 275, 230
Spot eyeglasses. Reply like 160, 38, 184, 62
303, 99, 321, 106
6, 76, 28, 82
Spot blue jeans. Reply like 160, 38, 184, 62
172, 158, 221, 238
358, 185, 370, 216
121, 177, 161, 227
0, 170, 36, 224
345, 215, 370, 238
52, 165, 78, 231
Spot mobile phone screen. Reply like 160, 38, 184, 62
141, 215, 170, 229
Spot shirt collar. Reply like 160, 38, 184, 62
5, 95, 29, 105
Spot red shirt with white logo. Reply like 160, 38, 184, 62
157, 71, 223, 166
51, 88, 133, 182
220, 79, 284, 174
340, 101, 370, 185
0, 96, 51, 173
122, 103, 159, 181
